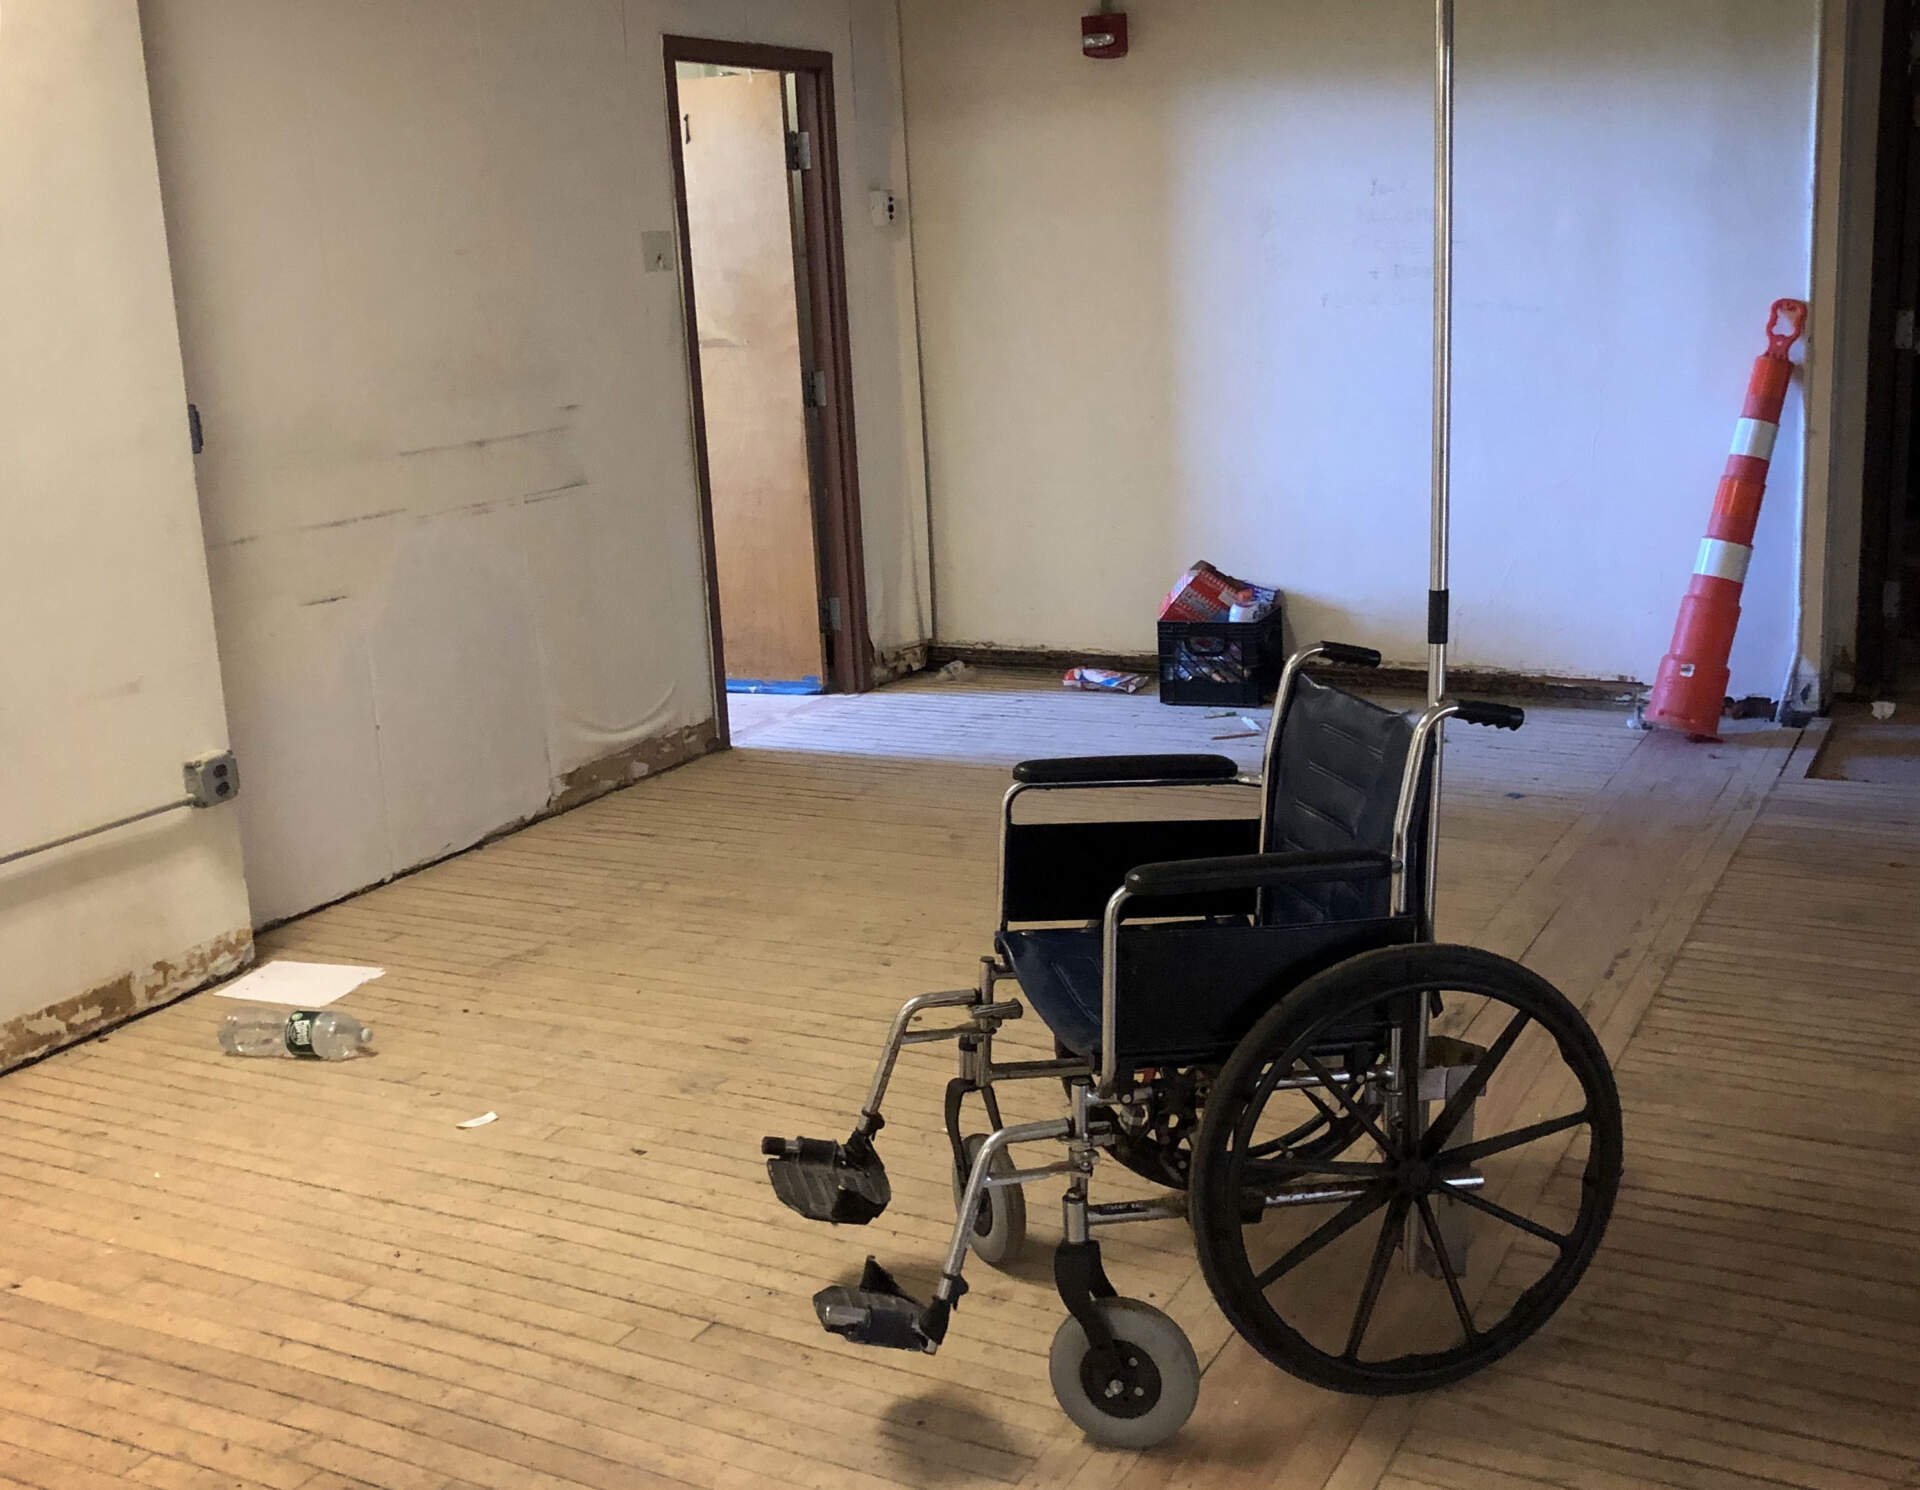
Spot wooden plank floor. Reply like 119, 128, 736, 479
0, 670, 1911, 1490
1358, 751, 1920, 1490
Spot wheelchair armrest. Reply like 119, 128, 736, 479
1012, 754, 1240, 786
1123, 849, 1392, 899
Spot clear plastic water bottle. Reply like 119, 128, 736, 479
219, 1008, 373, 1060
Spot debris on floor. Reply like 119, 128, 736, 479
456, 1111, 498, 1129
1872, 699, 1897, 721
214, 959, 383, 1007
1063, 667, 1148, 694
936, 659, 973, 680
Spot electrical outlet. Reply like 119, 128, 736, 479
184, 751, 239, 807
642, 231, 676, 273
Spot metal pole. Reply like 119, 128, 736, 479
1423, 0, 1455, 941
1404, 0, 1455, 1270
1397, 0, 1458, 1275
1430, 0, 1453, 709
0, 797, 195, 872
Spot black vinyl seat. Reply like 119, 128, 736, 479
998, 675, 1426, 1067
996, 928, 1104, 1055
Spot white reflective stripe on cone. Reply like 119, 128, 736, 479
1695, 537, 1752, 584
1730, 417, 1778, 462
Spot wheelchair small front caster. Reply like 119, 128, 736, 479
952, 1134, 1027, 1266
1047, 1298, 1198, 1450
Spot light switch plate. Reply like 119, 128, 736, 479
642, 231, 676, 273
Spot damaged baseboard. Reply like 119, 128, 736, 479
257, 717, 725, 936
927, 642, 1643, 704
5, 716, 716, 1069
1349, 665, 1643, 703
871, 641, 930, 686
548, 718, 721, 815
928, 642, 1149, 675
0, 925, 254, 1075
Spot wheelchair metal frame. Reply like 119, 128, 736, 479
841, 644, 1485, 1350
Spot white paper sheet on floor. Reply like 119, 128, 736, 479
213, 960, 384, 1007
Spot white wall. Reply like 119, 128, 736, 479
0, 2, 251, 1049
903, 0, 1821, 692
142, 0, 931, 924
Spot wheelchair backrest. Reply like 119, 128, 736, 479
1260, 672, 1430, 925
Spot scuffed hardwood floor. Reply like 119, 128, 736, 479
0, 672, 1912, 1490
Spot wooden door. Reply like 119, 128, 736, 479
680, 70, 826, 691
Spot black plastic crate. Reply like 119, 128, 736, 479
1157, 607, 1287, 707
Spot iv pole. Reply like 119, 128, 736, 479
1425, 0, 1454, 933
1397, 0, 1457, 1272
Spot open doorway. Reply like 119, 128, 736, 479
1860, 0, 1920, 701
665, 38, 870, 738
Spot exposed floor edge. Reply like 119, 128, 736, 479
0, 925, 254, 1075
1781, 715, 1831, 780
928, 642, 1644, 704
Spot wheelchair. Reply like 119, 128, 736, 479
762, 643, 1624, 1448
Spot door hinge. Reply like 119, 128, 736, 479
1897, 309, 1915, 352
188, 402, 204, 455
786, 129, 813, 171
824, 596, 843, 633
804, 370, 829, 408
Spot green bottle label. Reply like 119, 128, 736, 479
283, 1011, 324, 1059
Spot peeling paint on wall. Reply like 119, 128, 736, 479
871, 642, 930, 686
546, 719, 721, 815
0, 925, 253, 1074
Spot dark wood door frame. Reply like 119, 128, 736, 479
664, 35, 873, 742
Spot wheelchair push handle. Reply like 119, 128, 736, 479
1316, 641, 1382, 668
1453, 699, 1525, 730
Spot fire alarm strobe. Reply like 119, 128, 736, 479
1082, 12, 1128, 59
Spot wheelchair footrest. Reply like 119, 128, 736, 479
763, 1132, 891, 1224
814, 1258, 943, 1353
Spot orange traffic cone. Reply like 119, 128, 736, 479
1646, 299, 1807, 738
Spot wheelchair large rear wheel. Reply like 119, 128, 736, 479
1189, 944, 1621, 1395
